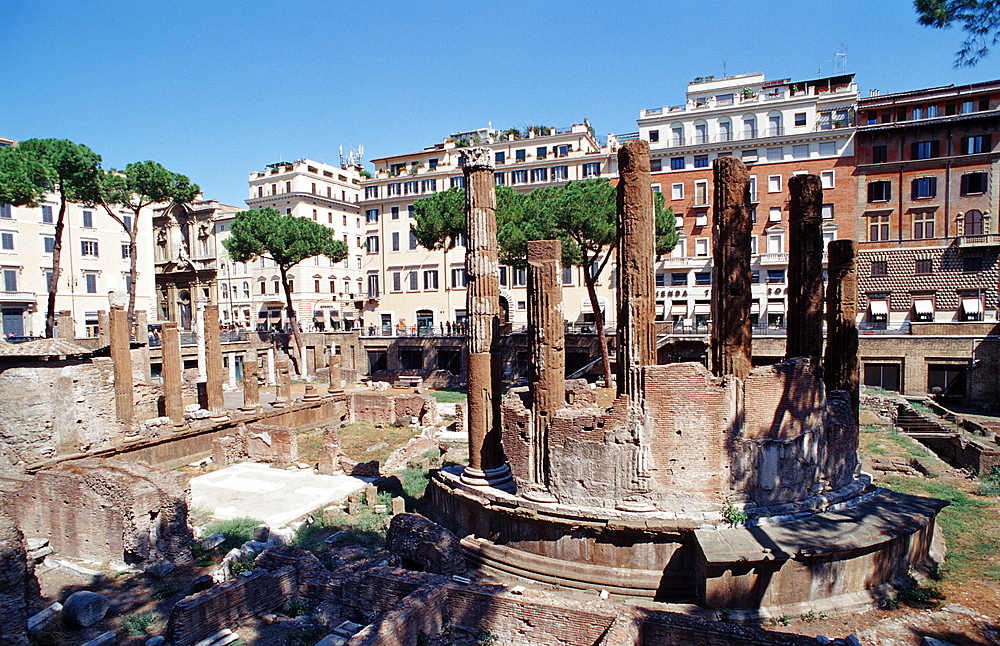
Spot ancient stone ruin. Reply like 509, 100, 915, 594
430, 143, 947, 613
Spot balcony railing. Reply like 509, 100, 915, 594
957, 233, 1000, 247
758, 252, 789, 265
0, 291, 38, 303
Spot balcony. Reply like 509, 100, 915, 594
659, 256, 711, 270
957, 233, 1000, 247
0, 291, 37, 303
758, 252, 789, 266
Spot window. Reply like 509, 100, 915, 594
671, 273, 687, 286
794, 112, 806, 127
409, 229, 418, 250
671, 125, 684, 146
391, 231, 400, 251
420, 179, 437, 193
450, 176, 465, 189
741, 149, 758, 163
81, 239, 98, 257
452, 267, 466, 288
404, 180, 418, 195
961, 135, 987, 154
515, 149, 526, 162
962, 256, 982, 273
494, 151, 505, 165
367, 274, 379, 298
670, 157, 685, 170
820, 170, 835, 189
494, 172, 505, 186
511, 169, 528, 185
84, 272, 98, 294
364, 186, 378, 199
651, 184, 661, 193
388, 183, 401, 196
911, 140, 939, 160
42, 236, 55, 253
499, 265, 508, 286
121, 243, 130, 259
766, 147, 782, 162
583, 162, 601, 178
960, 295, 983, 321
960, 172, 987, 195
913, 211, 935, 239
915, 259, 933, 275
671, 183, 683, 200
927, 104, 939, 117
694, 238, 709, 257
536, 147, 547, 160
768, 175, 781, 193
389, 206, 399, 221
767, 115, 782, 137
748, 176, 758, 202
822, 204, 834, 220
911, 176, 937, 199
868, 180, 891, 202
872, 145, 888, 164
38, 205, 54, 224
964, 209, 984, 235
871, 261, 888, 277
366, 235, 379, 253
655, 272, 666, 287
531, 167, 548, 182
2, 268, 17, 292
766, 269, 785, 284
423, 270, 438, 290
695, 272, 711, 285
82, 210, 93, 228
869, 213, 890, 241
792, 144, 809, 159
693, 155, 709, 168
0, 231, 13, 252
766, 233, 783, 253
742, 116, 757, 138
649, 130, 659, 143
562, 266, 574, 285
718, 120, 732, 141
428, 158, 438, 170
961, 99, 975, 114
649, 159, 663, 172
694, 181, 708, 206
513, 266, 527, 287
365, 209, 379, 223
408, 271, 419, 291
552, 165, 568, 180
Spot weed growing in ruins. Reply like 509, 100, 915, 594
800, 610, 827, 622
402, 466, 430, 504
288, 622, 325, 646
28, 624, 71, 646
287, 599, 312, 617
191, 543, 216, 567
152, 579, 179, 600
767, 614, 791, 626
203, 517, 265, 552
721, 501, 749, 526
977, 465, 1000, 497
476, 631, 498, 646
228, 554, 257, 576
121, 612, 158, 636
430, 388, 467, 403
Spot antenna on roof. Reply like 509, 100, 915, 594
835, 45, 847, 73
339, 145, 344, 167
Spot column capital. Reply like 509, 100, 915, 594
460, 147, 494, 171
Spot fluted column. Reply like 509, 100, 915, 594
162, 321, 183, 425
710, 156, 753, 380
526, 240, 564, 499
824, 240, 859, 419
786, 175, 825, 361
461, 147, 513, 490
204, 304, 225, 413
616, 139, 656, 402
109, 305, 134, 424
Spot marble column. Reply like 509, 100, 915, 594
786, 174, 825, 361
109, 305, 134, 424
461, 146, 513, 490
162, 321, 184, 425
616, 139, 657, 402
710, 156, 753, 380
525, 240, 564, 499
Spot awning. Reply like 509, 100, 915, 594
670, 304, 688, 315
693, 303, 711, 315
962, 297, 983, 314
750, 302, 761, 314
869, 299, 889, 316
767, 300, 786, 313
655, 303, 665, 316
581, 297, 609, 313
914, 299, 934, 315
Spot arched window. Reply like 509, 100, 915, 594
693, 121, 708, 144
742, 115, 757, 139
670, 123, 684, 147
767, 112, 783, 136
965, 209, 984, 236
221, 283, 229, 299
717, 118, 733, 142
242, 281, 250, 299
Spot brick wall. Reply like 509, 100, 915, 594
166, 566, 296, 646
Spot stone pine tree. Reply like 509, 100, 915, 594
916, 0, 1000, 65
97, 161, 200, 327
0, 139, 103, 337
223, 207, 348, 377
500, 179, 677, 388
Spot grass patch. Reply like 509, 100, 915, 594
202, 517, 265, 552
121, 612, 158, 636
429, 388, 467, 403
882, 475, 1000, 582
339, 422, 416, 464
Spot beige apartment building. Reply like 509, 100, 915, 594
357, 123, 617, 335
244, 159, 365, 332
634, 72, 859, 331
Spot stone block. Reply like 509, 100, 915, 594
391, 497, 406, 516
62, 590, 110, 627
385, 513, 466, 576
81, 632, 116, 646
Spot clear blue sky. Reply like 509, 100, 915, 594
1, 0, 994, 207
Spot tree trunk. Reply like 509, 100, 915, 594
45, 193, 68, 338
127, 213, 139, 333
279, 264, 307, 379
582, 253, 612, 387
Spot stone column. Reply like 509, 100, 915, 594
525, 240, 564, 499
97, 310, 110, 347
266, 347, 276, 385
136, 309, 151, 382
241, 353, 259, 411
56, 310, 73, 339
162, 321, 184, 425
203, 304, 225, 413
109, 305, 134, 424
824, 240, 859, 417
616, 139, 657, 401
461, 147, 512, 490
273, 354, 291, 408
710, 156, 753, 380
195, 298, 206, 381
786, 174, 825, 360
328, 348, 343, 394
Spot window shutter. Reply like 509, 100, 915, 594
930, 140, 940, 157
911, 142, 919, 159
911, 180, 919, 200
929, 176, 937, 195
961, 174, 970, 194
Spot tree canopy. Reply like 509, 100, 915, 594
916, 0, 1000, 65
223, 207, 349, 270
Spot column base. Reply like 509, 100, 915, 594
461, 465, 516, 492
521, 488, 558, 503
